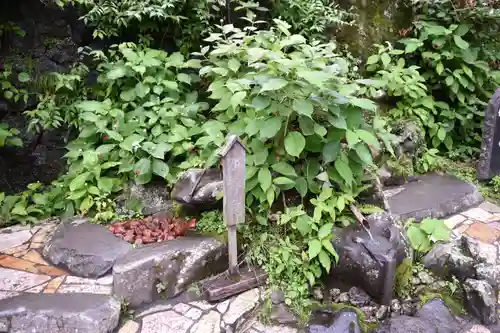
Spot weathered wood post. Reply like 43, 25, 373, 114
219, 134, 248, 275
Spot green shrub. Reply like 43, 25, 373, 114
405, 218, 451, 256
367, 0, 500, 157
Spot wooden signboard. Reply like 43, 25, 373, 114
477, 88, 500, 180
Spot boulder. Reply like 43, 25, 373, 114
415, 299, 461, 333
375, 315, 438, 333
330, 212, 411, 305
423, 240, 476, 281
113, 235, 227, 307
308, 310, 361, 333
171, 168, 222, 210
43, 217, 132, 278
463, 279, 498, 325
0, 293, 120, 333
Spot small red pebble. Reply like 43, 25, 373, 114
103, 136, 109, 141
135, 170, 140, 175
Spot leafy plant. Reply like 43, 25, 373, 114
368, 0, 500, 156
196, 210, 226, 234
405, 218, 451, 255
1, 66, 30, 104
270, 0, 353, 40
0, 123, 22, 148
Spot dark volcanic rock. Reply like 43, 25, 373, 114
113, 235, 227, 307
330, 212, 411, 305
42, 217, 132, 278
308, 310, 361, 333
375, 315, 438, 333
416, 299, 461, 333
171, 168, 222, 210
463, 279, 498, 325
423, 240, 476, 281
383, 173, 483, 222
0, 293, 120, 333
348, 287, 371, 307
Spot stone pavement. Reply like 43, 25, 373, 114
0, 201, 499, 332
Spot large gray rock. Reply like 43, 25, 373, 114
423, 239, 476, 281
330, 212, 411, 305
383, 173, 483, 222
463, 279, 498, 325
308, 310, 361, 333
43, 217, 132, 278
0, 293, 120, 333
375, 315, 438, 333
113, 235, 227, 307
171, 168, 222, 210
416, 299, 461, 333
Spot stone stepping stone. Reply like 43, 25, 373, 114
0, 293, 120, 333
384, 173, 483, 222
43, 217, 132, 278
113, 235, 227, 307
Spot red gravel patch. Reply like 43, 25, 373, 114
109, 215, 196, 245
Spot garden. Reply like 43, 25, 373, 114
0, 0, 500, 332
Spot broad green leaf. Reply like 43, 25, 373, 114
135, 82, 150, 98
314, 124, 327, 137
318, 249, 331, 272
135, 158, 152, 175
454, 24, 469, 36
285, 132, 306, 157
266, 187, 274, 206
298, 116, 315, 136
271, 162, 297, 177
357, 129, 380, 150
355, 144, 373, 165
251, 96, 270, 110
436, 62, 444, 75
260, 78, 288, 92
258, 168, 272, 191
97, 177, 114, 193
17, 72, 30, 83
260, 117, 282, 139
322, 239, 338, 262
350, 98, 377, 111
322, 141, 340, 163
80, 196, 94, 212
273, 177, 295, 187
106, 66, 127, 80
329, 115, 347, 129
407, 225, 431, 252
318, 223, 333, 239
293, 99, 314, 118
231, 91, 247, 109
69, 172, 90, 191
335, 159, 353, 185
437, 127, 446, 141
295, 177, 308, 197
381, 53, 391, 67
11, 203, 28, 216
346, 130, 359, 147
296, 215, 311, 235
177, 73, 191, 84
308, 239, 322, 259
228, 58, 241, 72
152, 159, 169, 178
120, 134, 145, 152
120, 88, 136, 102
96, 144, 116, 155
453, 35, 469, 49
366, 55, 379, 65
420, 218, 442, 234
431, 225, 451, 242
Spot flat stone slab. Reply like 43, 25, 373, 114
0, 293, 120, 333
113, 235, 227, 307
383, 173, 483, 222
43, 217, 132, 278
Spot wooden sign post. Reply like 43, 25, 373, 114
200, 134, 267, 301
219, 134, 247, 275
